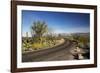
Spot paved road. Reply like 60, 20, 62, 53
22, 40, 77, 62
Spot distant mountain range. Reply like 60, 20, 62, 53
22, 32, 90, 38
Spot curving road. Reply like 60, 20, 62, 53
22, 40, 77, 62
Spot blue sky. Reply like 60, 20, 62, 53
22, 10, 90, 36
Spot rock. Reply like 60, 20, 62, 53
78, 54, 84, 59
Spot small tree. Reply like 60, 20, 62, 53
31, 20, 48, 43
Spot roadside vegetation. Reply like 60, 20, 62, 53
22, 21, 64, 53
70, 34, 89, 49
66, 34, 90, 59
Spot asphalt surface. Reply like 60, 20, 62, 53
22, 40, 77, 62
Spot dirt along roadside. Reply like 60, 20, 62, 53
22, 39, 77, 62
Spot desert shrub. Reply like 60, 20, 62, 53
22, 42, 31, 50
32, 43, 43, 50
